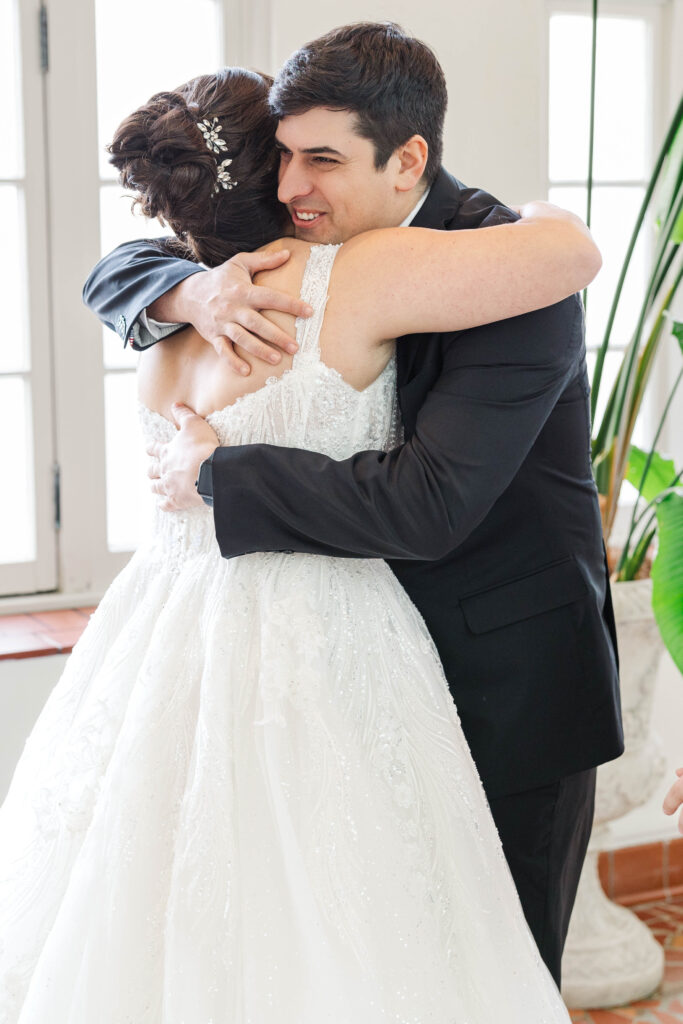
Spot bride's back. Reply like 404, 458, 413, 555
137, 238, 394, 421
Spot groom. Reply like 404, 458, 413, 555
83, 22, 623, 985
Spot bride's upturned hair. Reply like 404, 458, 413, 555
108, 67, 288, 267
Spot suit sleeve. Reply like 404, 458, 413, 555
82, 239, 205, 350
210, 294, 585, 561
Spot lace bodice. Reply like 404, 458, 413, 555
138, 244, 401, 561
139, 244, 401, 464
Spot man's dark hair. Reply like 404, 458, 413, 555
270, 22, 447, 185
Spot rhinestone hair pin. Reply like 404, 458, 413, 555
196, 117, 238, 194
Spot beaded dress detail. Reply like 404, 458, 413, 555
0, 245, 570, 1023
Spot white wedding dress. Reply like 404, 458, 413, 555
0, 245, 570, 1023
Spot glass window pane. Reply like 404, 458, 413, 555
95, 0, 222, 179
103, 329, 138, 373
593, 18, 649, 181
104, 372, 154, 552
96, 0, 222, 553
593, 17, 647, 180
100, 184, 170, 370
549, 14, 649, 182
0, 0, 23, 178
586, 348, 646, 449
0, 377, 35, 563
0, 185, 29, 373
99, 182, 170, 258
549, 15, 592, 182
549, 185, 647, 355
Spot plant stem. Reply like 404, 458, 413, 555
591, 93, 683, 421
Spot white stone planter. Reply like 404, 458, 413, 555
561, 578, 667, 1010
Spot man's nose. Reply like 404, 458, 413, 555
278, 159, 314, 205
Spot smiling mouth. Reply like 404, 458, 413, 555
291, 208, 325, 225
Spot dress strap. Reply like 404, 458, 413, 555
293, 244, 342, 363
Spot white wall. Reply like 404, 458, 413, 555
0, 654, 68, 803
261, 0, 548, 203
608, 651, 683, 849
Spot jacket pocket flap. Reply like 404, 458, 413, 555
460, 558, 588, 635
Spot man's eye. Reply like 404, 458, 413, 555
313, 157, 337, 165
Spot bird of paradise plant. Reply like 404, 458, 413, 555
587, 74, 683, 674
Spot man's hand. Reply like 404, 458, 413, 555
146, 403, 219, 512
663, 767, 683, 835
149, 249, 313, 376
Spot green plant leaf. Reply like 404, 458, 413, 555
619, 524, 656, 581
625, 445, 677, 503
673, 320, 683, 353
651, 491, 683, 674
673, 208, 683, 243
656, 115, 683, 232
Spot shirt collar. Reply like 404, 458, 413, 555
399, 186, 432, 227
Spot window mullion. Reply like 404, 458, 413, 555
0, 0, 57, 598
43, 0, 111, 595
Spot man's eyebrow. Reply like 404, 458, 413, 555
274, 140, 346, 158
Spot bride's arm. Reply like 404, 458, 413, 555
334, 202, 600, 343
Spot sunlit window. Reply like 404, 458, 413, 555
95, 0, 222, 551
548, 12, 652, 441
0, 0, 35, 565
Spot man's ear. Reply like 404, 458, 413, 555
394, 135, 429, 192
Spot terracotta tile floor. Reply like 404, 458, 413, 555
0, 608, 95, 660
569, 896, 683, 1022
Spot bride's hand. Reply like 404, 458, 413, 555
146, 403, 219, 512
663, 767, 683, 835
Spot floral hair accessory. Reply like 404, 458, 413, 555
196, 118, 228, 154
215, 157, 237, 193
196, 117, 239, 194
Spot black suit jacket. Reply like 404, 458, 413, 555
83, 168, 624, 798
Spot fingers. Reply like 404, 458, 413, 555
662, 774, 683, 815
237, 249, 292, 274
170, 402, 198, 427
223, 323, 283, 367
240, 309, 298, 354
208, 336, 251, 376
145, 441, 162, 459
253, 285, 313, 320
147, 460, 160, 480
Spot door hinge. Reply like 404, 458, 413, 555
39, 5, 48, 73
53, 462, 61, 529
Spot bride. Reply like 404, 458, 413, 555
0, 67, 601, 1023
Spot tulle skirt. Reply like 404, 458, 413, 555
0, 543, 570, 1022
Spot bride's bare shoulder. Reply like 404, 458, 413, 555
254, 238, 315, 291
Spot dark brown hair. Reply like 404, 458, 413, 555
108, 67, 288, 267
270, 22, 447, 184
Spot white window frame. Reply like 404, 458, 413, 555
0, 0, 272, 612
542, 0, 676, 456
0, 0, 58, 598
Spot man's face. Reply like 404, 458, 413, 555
276, 107, 408, 243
